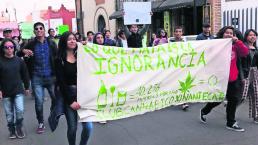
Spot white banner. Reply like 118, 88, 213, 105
77, 39, 232, 122
123, 2, 152, 25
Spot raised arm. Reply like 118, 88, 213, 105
234, 40, 249, 57
124, 25, 131, 38
139, 24, 150, 36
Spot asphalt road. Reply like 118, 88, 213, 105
0, 96, 257, 145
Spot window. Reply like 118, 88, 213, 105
98, 15, 106, 33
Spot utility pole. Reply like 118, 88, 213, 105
75, 0, 84, 35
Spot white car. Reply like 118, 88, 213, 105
169, 35, 198, 42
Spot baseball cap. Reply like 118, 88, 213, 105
3, 28, 12, 33
203, 23, 211, 28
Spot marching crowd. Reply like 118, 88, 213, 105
0, 19, 257, 145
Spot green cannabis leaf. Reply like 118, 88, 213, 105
178, 72, 195, 94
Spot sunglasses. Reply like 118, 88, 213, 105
4, 46, 15, 49
35, 27, 43, 31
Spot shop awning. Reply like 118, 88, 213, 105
109, 10, 123, 20
157, 0, 206, 11
152, 0, 165, 12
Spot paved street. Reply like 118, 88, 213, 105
0, 96, 258, 145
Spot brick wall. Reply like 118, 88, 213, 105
209, 0, 222, 34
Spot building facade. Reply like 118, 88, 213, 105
0, 10, 19, 38
109, 0, 221, 36
210, 0, 222, 34
76, 0, 222, 38
78, 0, 117, 38
154, 0, 221, 36
26, 4, 76, 33
0, 10, 10, 22
41, 5, 76, 32
221, 0, 258, 33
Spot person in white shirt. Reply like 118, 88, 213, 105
116, 30, 128, 48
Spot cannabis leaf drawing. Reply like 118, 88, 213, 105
178, 72, 196, 94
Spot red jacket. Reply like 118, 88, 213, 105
229, 40, 249, 82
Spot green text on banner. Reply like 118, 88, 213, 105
77, 39, 232, 122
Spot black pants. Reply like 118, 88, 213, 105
201, 80, 241, 126
64, 86, 93, 145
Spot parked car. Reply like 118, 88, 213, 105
169, 35, 198, 42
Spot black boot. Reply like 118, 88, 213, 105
8, 124, 16, 139
16, 119, 25, 139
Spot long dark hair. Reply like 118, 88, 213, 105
156, 28, 167, 38
0, 38, 16, 57
117, 29, 125, 38
75, 32, 82, 42
104, 30, 111, 37
57, 32, 77, 60
93, 32, 104, 45
244, 29, 257, 48
234, 29, 244, 41
216, 26, 235, 39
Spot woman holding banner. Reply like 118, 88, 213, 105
116, 30, 128, 48
55, 32, 93, 145
241, 29, 258, 123
200, 26, 249, 132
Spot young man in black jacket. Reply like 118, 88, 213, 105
21, 22, 57, 134
196, 23, 214, 40
124, 24, 149, 48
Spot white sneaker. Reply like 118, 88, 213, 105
182, 104, 189, 111
36, 123, 45, 134
99, 121, 107, 124
226, 122, 245, 132
200, 109, 207, 123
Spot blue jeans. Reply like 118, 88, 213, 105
3, 94, 24, 129
65, 105, 93, 145
32, 75, 56, 123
